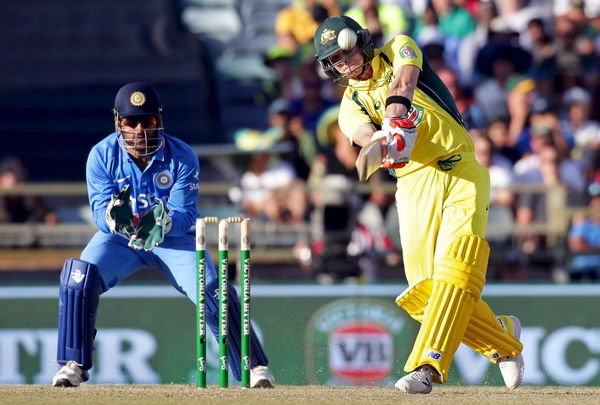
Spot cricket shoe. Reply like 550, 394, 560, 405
250, 365, 275, 388
497, 315, 525, 389
394, 366, 433, 394
52, 361, 89, 387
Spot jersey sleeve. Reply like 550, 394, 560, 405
339, 90, 373, 143
388, 35, 423, 72
166, 146, 200, 236
86, 147, 116, 233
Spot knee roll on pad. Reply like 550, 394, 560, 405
434, 234, 490, 299
57, 258, 101, 370
403, 234, 490, 383
204, 279, 269, 381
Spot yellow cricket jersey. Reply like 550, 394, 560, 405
338, 35, 473, 178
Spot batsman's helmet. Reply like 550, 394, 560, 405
314, 16, 374, 82
113, 82, 164, 158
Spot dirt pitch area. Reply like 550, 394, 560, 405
1, 385, 599, 405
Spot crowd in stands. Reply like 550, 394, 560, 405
232, 0, 600, 282
2, 0, 600, 283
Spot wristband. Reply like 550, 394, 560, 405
385, 96, 412, 111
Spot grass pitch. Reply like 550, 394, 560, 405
1, 385, 599, 405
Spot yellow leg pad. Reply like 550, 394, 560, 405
396, 284, 523, 364
395, 278, 432, 323
403, 235, 489, 383
460, 300, 523, 361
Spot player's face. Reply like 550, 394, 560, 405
117, 115, 162, 160
328, 46, 372, 81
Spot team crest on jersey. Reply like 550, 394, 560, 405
320, 29, 337, 45
155, 170, 173, 189
130, 91, 146, 106
399, 46, 417, 59
375, 100, 382, 110
411, 105, 425, 126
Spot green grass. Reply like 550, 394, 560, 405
1, 385, 599, 405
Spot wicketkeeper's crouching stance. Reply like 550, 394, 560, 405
314, 16, 524, 393
52, 82, 274, 388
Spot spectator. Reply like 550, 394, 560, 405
349, 175, 401, 282
412, 0, 476, 72
345, 0, 410, 47
233, 105, 309, 225
492, 0, 552, 40
567, 183, 600, 281
551, 12, 598, 93
264, 45, 296, 100
419, 31, 448, 73
522, 17, 553, 57
486, 115, 522, 165
513, 125, 584, 194
0, 157, 56, 224
275, 0, 340, 54
474, 129, 523, 279
560, 87, 600, 168
515, 143, 584, 256
429, 0, 476, 39
311, 105, 358, 181
290, 61, 337, 137
512, 96, 571, 158
473, 132, 516, 269
474, 41, 532, 123
457, 0, 498, 85
438, 67, 486, 129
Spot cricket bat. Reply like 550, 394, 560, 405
355, 138, 384, 182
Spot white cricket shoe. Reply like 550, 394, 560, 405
394, 366, 433, 394
250, 365, 275, 388
497, 315, 525, 389
52, 361, 89, 387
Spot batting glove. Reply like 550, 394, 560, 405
128, 202, 172, 252
106, 184, 135, 237
371, 110, 418, 169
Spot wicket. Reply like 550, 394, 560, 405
195, 216, 251, 389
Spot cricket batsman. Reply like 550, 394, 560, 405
314, 16, 524, 393
51, 82, 274, 388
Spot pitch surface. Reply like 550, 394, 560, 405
1, 385, 598, 405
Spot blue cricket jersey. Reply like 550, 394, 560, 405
86, 132, 200, 237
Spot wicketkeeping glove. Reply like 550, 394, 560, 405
106, 184, 135, 237
128, 202, 172, 252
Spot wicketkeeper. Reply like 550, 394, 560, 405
314, 16, 524, 393
52, 82, 274, 388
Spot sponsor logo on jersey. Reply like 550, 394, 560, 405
155, 171, 173, 189
399, 46, 417, 59
130, 91, 146, 106
321, 29, 337, 45
305, 298, 412, 386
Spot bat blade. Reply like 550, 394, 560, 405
355, 138, 383, 182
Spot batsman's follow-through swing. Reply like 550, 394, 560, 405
314, 16, 524, 394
